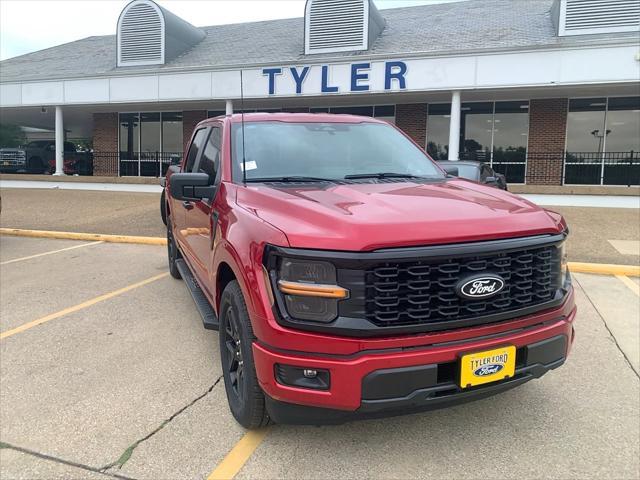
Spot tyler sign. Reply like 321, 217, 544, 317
259, 61, 408, 96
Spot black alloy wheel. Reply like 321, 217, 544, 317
219, 281, 270, 429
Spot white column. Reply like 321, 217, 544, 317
53, 106, 65, 176
448, 90, 461, 161
225, 100, 233, 116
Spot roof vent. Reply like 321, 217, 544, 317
553, 0, 640, 36
304, 0, 385, 55
117, 0, 205, 67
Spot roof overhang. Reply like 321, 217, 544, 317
2, 44, 639, 108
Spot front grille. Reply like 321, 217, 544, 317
364, 244, 561, 327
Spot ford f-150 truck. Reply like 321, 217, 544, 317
164, 113, 575, 428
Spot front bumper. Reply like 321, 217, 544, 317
252, 296, 576, 423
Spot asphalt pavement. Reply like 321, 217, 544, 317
0, 236, 638, 479
1, 187, 639, 265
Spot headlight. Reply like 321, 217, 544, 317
276, 258, 348, 323
559, 243, 570, 287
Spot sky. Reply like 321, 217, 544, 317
0, 0, 463, 61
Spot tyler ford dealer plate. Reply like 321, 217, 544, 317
459, 345, 516, 388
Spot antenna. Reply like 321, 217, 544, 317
240, 69, 247, 185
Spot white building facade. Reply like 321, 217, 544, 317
0, 0, 639, 185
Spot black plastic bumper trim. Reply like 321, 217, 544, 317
265, 358, 564, 425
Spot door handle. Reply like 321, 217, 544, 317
182, 201, 194, 210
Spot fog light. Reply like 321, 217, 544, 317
275, 364, 330, 390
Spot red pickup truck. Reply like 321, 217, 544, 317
164, 113, 575, 428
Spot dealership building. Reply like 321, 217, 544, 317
0, 0, 639, 186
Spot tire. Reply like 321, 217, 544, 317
27, 157, 45, 174
167, 217, 182, 279
219, 281, 270, 429
160, 190, 167, 226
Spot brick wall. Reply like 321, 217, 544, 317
395, 103, 428, 149
92, 112, 118, 176
526, 98, 568, 185
183, 110, 207, 153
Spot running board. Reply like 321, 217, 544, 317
175, 259, 219, 331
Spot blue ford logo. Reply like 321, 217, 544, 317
473, 364, 504, 377
456, 275, 505, 300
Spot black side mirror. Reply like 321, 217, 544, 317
442, 165, 459, 176
170, 172, 215, 201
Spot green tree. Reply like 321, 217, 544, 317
0, 124, 26, 148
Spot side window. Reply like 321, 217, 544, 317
197, 127, 221, 180
184, 128, 208, 172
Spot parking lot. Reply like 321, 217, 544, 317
1, 232, 639, 480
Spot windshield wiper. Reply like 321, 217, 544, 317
344, 172, 424, 180
245, 176, 336, 183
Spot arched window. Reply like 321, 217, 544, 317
117, 0, 165, 67
304, 0, 384, 55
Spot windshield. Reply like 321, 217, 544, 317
451, 164, 480, 180
231, 122, 444, 182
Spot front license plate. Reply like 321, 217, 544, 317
460, 345, 516, 388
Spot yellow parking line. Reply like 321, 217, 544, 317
569, 262, 640, 277
207, 428, 271, 480
0, 272, 169, 340
0, 241, 103, 265
0, 228, 166, 246
617, 275, 640, 296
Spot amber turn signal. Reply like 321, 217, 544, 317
277, 280, 349, 299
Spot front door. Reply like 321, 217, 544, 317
173, 127, 209, 261
183, 125, 222, 289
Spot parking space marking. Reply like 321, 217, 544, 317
207, 428, 271, 480
617, 275, 640, 296
0, 272, 169, 340
0, 241, 103, 266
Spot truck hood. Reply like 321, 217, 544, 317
236, 178, 562, 251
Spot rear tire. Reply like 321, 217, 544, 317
160, 190, 167, 226
219, 281, 270, 429
167, 217, 181, 279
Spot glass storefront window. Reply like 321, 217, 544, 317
461, 102, 493, 162
118, 112, 182, 177
566, 98, 607, 153
565, 97, 640, 186
427, 101, 529, 182
426, 104, 450, 160
162, 112, 183, 154
119, 113, 139, 160
605, 97, 640, 153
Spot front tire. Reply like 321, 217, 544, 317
219, 281, 270, 429
167, 217, 181, 279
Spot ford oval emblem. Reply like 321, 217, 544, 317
473, 364, 504, 377
456, 275, 505, 300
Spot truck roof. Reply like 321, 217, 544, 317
207, 112, 389, 125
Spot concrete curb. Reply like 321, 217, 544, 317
0, 174, 160, 185
1, 228, 638, 276
568, 262, 639, 277
0, 228, 167, 246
